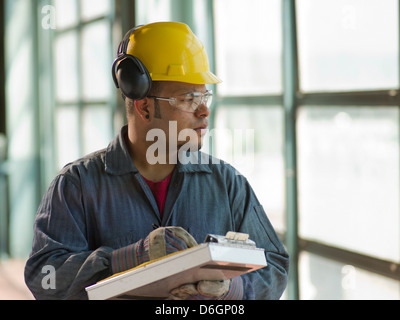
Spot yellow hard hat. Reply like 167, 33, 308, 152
112, 22, 221, 100
128, 22, 221, 84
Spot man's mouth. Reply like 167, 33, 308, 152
193, 122, 209, 131
194, 125, 208, 134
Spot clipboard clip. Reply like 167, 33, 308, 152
204, 231, 257, 249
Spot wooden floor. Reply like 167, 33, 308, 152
0, 259, 34, 300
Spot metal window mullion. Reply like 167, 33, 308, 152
282, 0, 300, 300
58, 100, 109, 107
205, 0, 217, 154
218, 95, 283, 106
397, 0, 400, 270
38, 0, 57, 191
298, 90, 400, 106
55, 15, 108, 35
32, 0, 42, 212
0, 0, 9, 257
299, 239, 400, 281
107, 5, 117, 135
398, 0, 400, 268
76, 3, 84, 156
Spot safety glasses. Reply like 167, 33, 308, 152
148, 90, 213, 113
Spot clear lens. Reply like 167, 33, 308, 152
177, 91, 213, 111
149, 90, 213, 113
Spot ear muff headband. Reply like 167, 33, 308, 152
111, 26, 152, 100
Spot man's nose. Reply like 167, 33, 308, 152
194, 103, 210, 118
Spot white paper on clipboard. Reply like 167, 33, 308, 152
85, 242, 267, 300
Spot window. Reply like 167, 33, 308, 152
294, 0, 400, 299
213, 0, 285, 233
297, 0, 399, 92
213, 105, 285, 231
135, 0, 173, 24
297, 106, 400, 262
300, 252, 400, 299
53, 0, 114, 169
211, 0, 400, 299
214, 0, 282, 96
4, 0, 397, 297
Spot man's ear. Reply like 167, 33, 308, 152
134, 98, 151, 121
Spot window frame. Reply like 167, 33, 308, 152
52, 0, 116, 169
212, 0, 400, 299
282, 0, 400, 299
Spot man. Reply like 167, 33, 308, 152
25, 22, 288, 300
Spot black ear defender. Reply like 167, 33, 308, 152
111, 26, 152, 100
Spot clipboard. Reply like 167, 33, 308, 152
85, 233, 267, 300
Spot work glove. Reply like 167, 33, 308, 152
111, 226, 198, 274
169, 276, 244, 300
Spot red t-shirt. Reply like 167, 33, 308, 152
142, 173, 172, 218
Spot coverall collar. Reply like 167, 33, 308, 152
105, 125, 212, 176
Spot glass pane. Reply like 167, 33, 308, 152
82, 21, 111, 101
210, 105, 285, 232
297, 0, 399, 92
55, 107, 80, 170
214, 0, 282, 96
54, 32, 79, 102
81, 0, 111, 20
82, 105, 113, 155
300, 252, 400, 299
54, 0, 78, 30
298, 106, 400, 262
135, 0, 172, 25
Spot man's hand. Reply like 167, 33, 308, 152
169, 277, 244, 300
169, 280, 230, 300
111, 226, 198, 274
148, 226, 198, 260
